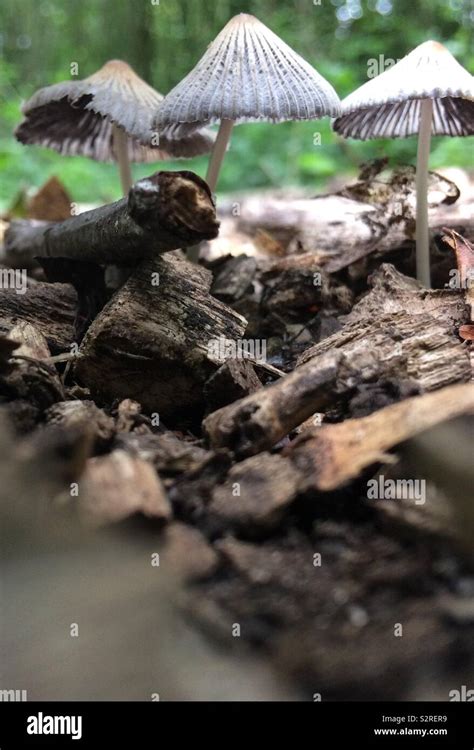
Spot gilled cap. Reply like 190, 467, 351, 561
156, 13, 341, 129
333, 41, 474, 139
15, 60, 215, 162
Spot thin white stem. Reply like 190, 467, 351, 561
186, 119, 234, 262
113, 123, 133, 195
205, 118, 234, 193
416, 99, 433, 288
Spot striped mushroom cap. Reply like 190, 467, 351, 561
156, 13, 341, 130
333, 41, 474, 140
15, 60, 215, 162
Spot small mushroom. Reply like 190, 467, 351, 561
155, 13, 341, 192
333, 41, 474, 287
15, 59, 215, 194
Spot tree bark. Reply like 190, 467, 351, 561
74, 253, 248, 427
4, 171, 219, 268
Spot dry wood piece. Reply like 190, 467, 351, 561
343, 263, 469, 329
208, 453, 300, 531
287, 383, 474, 491
114, 398, 149, 433
115, 431, 212, 476
27, 176, 72, 222
78, 449, 171, 528
75, 253, 247, 424
2, 321, 64, 411
4, 170, 219, 268
0, 280, 76, 353
204, 358, 262, 412
203, 349, 342, 456
45, 400, 115, 449
441, 229, 474, 346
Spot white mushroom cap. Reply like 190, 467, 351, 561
156, 13, 341, 129
15, 60, 215, 162
334, 41, 474, 139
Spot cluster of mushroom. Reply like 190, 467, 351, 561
15, 14, 474, 287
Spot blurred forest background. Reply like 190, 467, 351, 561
0, 0, 472, 209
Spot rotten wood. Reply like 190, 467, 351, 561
287, 383, 474, 492
204, 358, 262, 413
218, 167, 474, 273
203, 349, 341, 457
4, 171, 219, 268
45, 400, 115, 450
1, 322, 65, 414
0, 279, 76, 353
77, 449, 171, 528
75, 253, 248, 425
204, 266, 470, 457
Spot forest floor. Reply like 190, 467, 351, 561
0, 163, 473, 700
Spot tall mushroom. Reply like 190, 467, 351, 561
155, 14, 341, 193
333, 41, 474, 287
15, 60, 215, 195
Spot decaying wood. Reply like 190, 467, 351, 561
0, 279, 76, 353
204, 358, 262, 412
75, 253, 248, 424
204, 270, 470, 456
203, 349, 342, 456
343, 262, 469, 329
229, 167, 474, 272
441, 229, 474, 347
77, 449, 171, 528
4, 171, 219, 268
115, 431, 213, 477
287, 383, 474, 492
1, 322, 65, 413
45, 400, 115, 450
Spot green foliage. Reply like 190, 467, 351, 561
0, 0, 472, 209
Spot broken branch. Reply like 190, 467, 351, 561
4, 171, 219, 267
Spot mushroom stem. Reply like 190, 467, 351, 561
205, 118, 234, 192
113, 123, 133, 195
415, 98, 433, 287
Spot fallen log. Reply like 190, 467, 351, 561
4, 171, 219, 268
221, 168, 474, 273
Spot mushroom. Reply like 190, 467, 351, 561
333, 41, 474, 287
15, 59, 215, 195
155, 13, 341, 193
